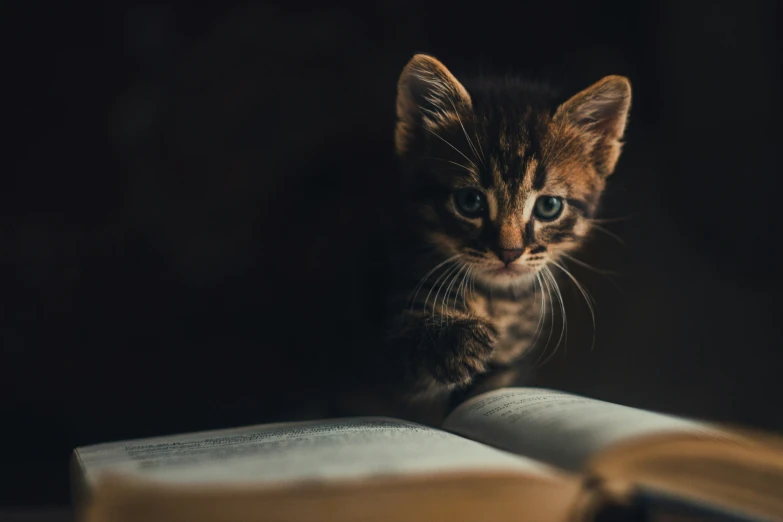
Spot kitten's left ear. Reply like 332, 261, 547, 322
555, 75, 631, 176
395, 54, 472, 157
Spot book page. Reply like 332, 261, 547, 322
443, 388, 718, 472
75, 417, 559, 487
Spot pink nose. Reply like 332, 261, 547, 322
497, 248, 524, 265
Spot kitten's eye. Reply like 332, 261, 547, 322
533, 196, 564, 221
454, 188, 486, 218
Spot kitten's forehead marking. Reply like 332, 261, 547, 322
520, 156, 538, 194
486, 191, 499, 221
521, 190, 538, 221
486, 142, 541, 219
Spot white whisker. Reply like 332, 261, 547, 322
534, 269, 556, 366
589, 215, 637, 224
469, 266, 478, 301
421, 256, 462, 317
428, 261, 462, 323
408, 253, 462, 313
560, 253, 616, 275
422, 126, 478, 170
440, 262, 467, 325
550, 260, 596, 351
472, 122, 486, 164
560, 253, 623, 294
448, 98, 483, 167
453, 263, 472, 313
529, 272, 546, 351
588, 223, 625, 245
425, 156, 475, 173
468, 266, 477, 302
541, 266, 567, 365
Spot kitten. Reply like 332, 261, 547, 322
350, 54, 631, 422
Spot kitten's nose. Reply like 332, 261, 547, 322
497, 248, 524, 265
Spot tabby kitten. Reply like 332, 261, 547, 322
362, 54, 631, 421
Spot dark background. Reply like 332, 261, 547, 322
3, 0, 781, 508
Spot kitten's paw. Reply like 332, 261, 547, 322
429, 318, 496, 386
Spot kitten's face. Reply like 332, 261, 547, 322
395, 55, 631, 288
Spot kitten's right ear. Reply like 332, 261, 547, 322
554, 75, 632, 177
395, 54, 472, 157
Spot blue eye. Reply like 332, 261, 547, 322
454, 188, 486, 218
533, 196, 564, 221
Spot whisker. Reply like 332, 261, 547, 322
428, 261, 462, 323
550, 260, 596, 351
540, 266, 567, 365
544, 268, 559, 363
588, 215, 638, 224
420, 256, 462, 317
472, 122, 486, 164
470, 266, 478, 301
453, 263, 472, 313
534, 269, 556, 366
534, 272, 547, 339
588, 223, 625, 245
528, 272, 546, 354
440, 262, 467, 325
448, 98, 483, 168
468, 265, 477, 303
560, 253, 618, 276
560, 253, 624, 294
422, 126, 478, 170
554, 268, 569, 357
424, 156, 474, 173
408, 253, 462, 313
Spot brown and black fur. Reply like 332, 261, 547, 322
342, 54, 632, 423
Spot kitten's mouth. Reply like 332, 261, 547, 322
474, 262, 540, 287
485, 263, 530, 278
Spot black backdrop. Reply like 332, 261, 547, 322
3, 0, 782, 506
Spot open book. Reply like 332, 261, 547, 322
72, 388, 783, 522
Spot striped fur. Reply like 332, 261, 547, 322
369, 54, 631, 422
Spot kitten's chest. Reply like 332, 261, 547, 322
469, 288, 542, 364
